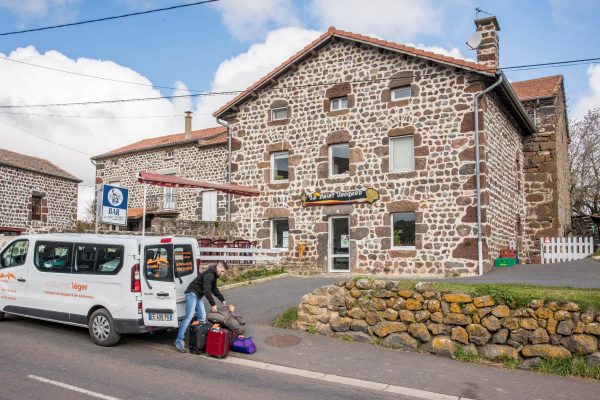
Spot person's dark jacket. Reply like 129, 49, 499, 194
185, 265, 224, 306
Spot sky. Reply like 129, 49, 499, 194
0, 0, 599, 220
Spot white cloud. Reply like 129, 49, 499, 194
574, 64, 600, 118
0, 46, 191, 219
213, 0, 300, 41
407, 43, 471, 62
0, 0, 80, 23
309, 0, 442, 42
194, 26, 321, 127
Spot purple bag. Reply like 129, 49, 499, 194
230, 336, 256, 354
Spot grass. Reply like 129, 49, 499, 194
218, 266, 285, 286
454, 344, 481, 363
534, 356, 600, 380
273, 307, 298, 329
340, 334, 354, 342
306, 325, 318, 334
498, 355, 519, 369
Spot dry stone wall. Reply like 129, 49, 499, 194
297, 280, 600, 367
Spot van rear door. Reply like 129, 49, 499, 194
141, 239, 178, 328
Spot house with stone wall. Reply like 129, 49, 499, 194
213, 16, 570, 275
92, 113, 229, 231
0, 148, 80, 236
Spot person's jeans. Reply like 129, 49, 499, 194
176, 292, 206, 343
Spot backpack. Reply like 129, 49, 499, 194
206, 308, 245, 337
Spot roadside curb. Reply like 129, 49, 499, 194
220, 273, 291, 291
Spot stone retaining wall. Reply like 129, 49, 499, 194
296, 279, 600, 367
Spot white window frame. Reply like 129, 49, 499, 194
330, 97, 348, 111
271, 107, 289, 121
164, 150, 175, 160
391, 86, 411, 101
390, 212, 416, 250
329, 143, 350, 177
271, 218, 289, 249
389, 135, 415, 172
270, 151, 289, 183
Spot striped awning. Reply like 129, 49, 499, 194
137, 172, 260, 197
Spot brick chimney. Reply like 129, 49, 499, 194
184, 111, 192, 140
474, 16, 500, 70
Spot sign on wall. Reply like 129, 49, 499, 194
300, 188, 380, 207
101, 184, 129, 226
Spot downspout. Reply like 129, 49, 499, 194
474, 74, 503, 275
216, 118, 231, 222
90, 159, 99, 234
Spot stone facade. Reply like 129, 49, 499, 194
297, 280, 600, 367
0, 164, 79, 232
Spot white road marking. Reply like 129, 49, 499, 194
28, 375, 122, 400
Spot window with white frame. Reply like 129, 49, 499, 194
329, 143, 349, 176
330, 97, 348, 111
391, 86, 411, 101
391, 212, 416, 249
271, 219, 289, 249
271, 107, 289, 121
271, 152, 289, 182
389, 135, 414, 171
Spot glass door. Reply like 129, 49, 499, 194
329, 216, 350, 272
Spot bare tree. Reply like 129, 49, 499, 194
570, 108, 600, 215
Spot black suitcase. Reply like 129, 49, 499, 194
187, 321, 212, 354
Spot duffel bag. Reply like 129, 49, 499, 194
207, 308, 245, 337
231, 336, 256, 354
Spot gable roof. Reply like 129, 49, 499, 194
0, 147, 81, 182
511, 75, 562, 101
92, 126, 227, 160
214, 27, 495, 118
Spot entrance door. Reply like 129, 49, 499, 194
329, 216, 350, 272
141, 240, 178, 328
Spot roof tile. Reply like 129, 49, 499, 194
511, 75, 562, 101
0, 147, 80, 182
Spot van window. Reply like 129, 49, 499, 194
144, 245, 173, 282
1, 240, 29, 268
174, 245, 194, 277
73, 244, 124, 275
34, 242, 72, 273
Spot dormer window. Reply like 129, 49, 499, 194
391, 86, 411, 101
330, 97, 348, 111
271, 107, 289, 121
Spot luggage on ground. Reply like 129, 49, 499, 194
207, 306, 245, 338
187, 321, 212, 354
206, 325, 231, 358
230, 336, 256, 354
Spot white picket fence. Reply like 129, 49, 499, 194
197, 246, 288, 263
540, 237, 594, 264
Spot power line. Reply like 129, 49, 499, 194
0, 111, 192, 119
0, 0, 219, 37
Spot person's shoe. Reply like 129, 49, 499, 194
174, 340, 186, 353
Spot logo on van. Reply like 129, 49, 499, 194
0, 272, 16, 281
72, 282, 88, 292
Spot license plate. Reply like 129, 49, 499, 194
148, 313, 172, 321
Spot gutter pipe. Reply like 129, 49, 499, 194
216, 118, 231, 222
474, 74, 503, 275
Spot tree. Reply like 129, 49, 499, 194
570, 108, 600, 215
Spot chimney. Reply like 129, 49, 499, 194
474, 16, 500, 70
184, 111, 192, 140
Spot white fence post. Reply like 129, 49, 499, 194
539, 236, 594, 264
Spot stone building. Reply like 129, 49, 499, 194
213, 16, 570, 275
0, 147, 80, 235
92, 113, 229, 231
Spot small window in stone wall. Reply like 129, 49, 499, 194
391, 86, 411, 101
271, 152, 289, 182
271, 219, 289, 249
391, 212, 416, 248
329, 143, 349, 176
330, 97, 348, 111
31, 196, 42, 221
271, 107, 288, 121
165, 150, 174, 159
389, 136, 414, 171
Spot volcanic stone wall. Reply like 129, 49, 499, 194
0, 165, 78, 231
225, 38, 528, 275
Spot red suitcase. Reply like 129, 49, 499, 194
206, 326, 230, 358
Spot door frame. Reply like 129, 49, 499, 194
328, 215, 350, 273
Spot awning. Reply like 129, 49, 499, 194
137, 171, 260, 197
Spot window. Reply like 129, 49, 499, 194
391, 86, 411, 101
391, 213, 416, 249
144, 245, 173, 282
165, 150, 174, 159
31, 196, 42, 221
329, 143, 349, 176
271, 107, 288, 121
390, 136, 414, 171
201, 191, 217, 221
34, 242, 73, 273
73, 244, 124, 274
330, 97, 348, 111
271, 219, 289, 249
271, 152, 289, 182
0, 240, 29, 268
174, 245, 194, 277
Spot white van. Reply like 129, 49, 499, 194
0, 234, 200, 346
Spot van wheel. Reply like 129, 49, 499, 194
0, 311, 5, 321
89, 309, 121, 346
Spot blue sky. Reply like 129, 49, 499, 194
0, 0, 599, 217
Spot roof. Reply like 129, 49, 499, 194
128, 207, 145, 219
138, 171, 260, 197
0, 147, 81, 182
511, 75, 562, 101
92, 126, 227, 160
214, 27, 495, 118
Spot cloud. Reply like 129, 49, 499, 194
194, 26, 321, 127
308, 0, 443, 42
213, 0, 300, 41
0, 46, 191, 219
0, 0, 80, 23
574, 64, 600, 118
406, 43, 471, 62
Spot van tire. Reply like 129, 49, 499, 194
88, 309, 121, 346
0, 311, 5, 321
